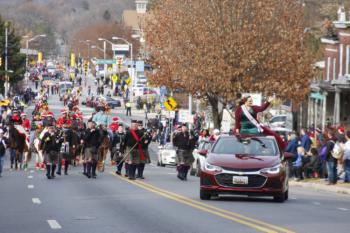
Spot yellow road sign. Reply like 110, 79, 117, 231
125, 77, 131, 85
164, 97, 177, 111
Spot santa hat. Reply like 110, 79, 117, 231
47, 112, 54, 117
339, 127, 345, 134
60, 109, 68, 114
112, 117, 119, 123
20, 112, 27, 117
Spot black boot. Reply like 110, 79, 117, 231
116, 161, 123, 175
83, 162, 87, 176
51, 164, 56, 179
183, 166, 190, 181
86, 162, 92, 178
92, 161, 97, 179
46, 164, 51, 179
64, 160, 69, 175
137, 163, 145, 179
177, 165, 184, 180
128, 164, 136, 180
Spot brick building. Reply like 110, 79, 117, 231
309, 6, 350, 129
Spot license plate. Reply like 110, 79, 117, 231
232, 176, 248, 185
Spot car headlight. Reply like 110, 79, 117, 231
260, 164, 281, 174
204, 162, 222, 172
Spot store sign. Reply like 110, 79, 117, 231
112, 44, 129, 52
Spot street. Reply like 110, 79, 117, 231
1, 147, 350, 233
0, 83, 349, 233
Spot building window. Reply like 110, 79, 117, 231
327, 57, 331, 81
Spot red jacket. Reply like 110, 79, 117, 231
22, 119, 30, 131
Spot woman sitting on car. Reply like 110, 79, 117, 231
234, 95, 286, 151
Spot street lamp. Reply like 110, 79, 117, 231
79, 40, 91, 62
25, 34, 46, 70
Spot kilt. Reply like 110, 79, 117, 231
125, 146, 141, 165
140, 149, 151, 164
85, 147, 98, 161
44, 151, 59, 164
176, 149, 194, 166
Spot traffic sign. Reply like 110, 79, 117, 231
163, 97, 177, 111
112, 74, 118, 84
125, 77, 131, 85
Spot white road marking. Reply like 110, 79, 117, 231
30, 170, 34, 173
32, 198, 41, 204
337, 208, 348, 211
291, 197, 297, 200
313, 202, 321, 205
28, 175, 33, 179
47, 220, 62, 229
28, 185, 34, 189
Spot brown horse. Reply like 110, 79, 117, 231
97, 128, 110, 172
8, 124, 31, 170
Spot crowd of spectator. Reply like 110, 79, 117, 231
286, 127, 350, 184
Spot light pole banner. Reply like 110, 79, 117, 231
37, 52, 42, 63
70, 53, 75, 67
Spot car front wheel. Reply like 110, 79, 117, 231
273, 190, 287, 203
200, 190, 211, 200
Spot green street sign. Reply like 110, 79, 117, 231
310, 92, 325, 101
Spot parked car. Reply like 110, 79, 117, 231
190, 140, 212, 177
105, 96, 121, 109
199, 135, 293, 202
268, 114, 293, 130
157, 143, 177, 167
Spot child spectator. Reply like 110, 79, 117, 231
303, 148, 321, 178
293, 146, 305, 181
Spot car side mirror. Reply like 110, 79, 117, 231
198, 149, 208, 157
283, 152, 294, 160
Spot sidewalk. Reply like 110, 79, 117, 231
290, 179, 350, 195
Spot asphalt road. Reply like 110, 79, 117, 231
1, 78, 349, 233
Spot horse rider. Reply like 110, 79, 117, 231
137, 120, 152, 179
40, 124, 63, 179
82, 120, 100, 179
111, 124, 126, 176
124, 120, 144, 180
173, 124, 197, 181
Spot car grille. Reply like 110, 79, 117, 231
215, 173, 267, 188
221, 167, 261, 172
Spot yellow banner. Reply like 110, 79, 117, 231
70, 53, 76, 67
37, 52, 42, 63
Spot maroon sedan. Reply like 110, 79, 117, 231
199, 135, 293, 202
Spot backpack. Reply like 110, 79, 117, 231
318, 144, 328, 161
332, 142, 344, 160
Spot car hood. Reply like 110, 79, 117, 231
207, 153, 280, 170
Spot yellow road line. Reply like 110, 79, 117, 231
134, 179, 295, 233
111, 173, 292, 233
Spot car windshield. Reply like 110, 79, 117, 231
212, 137, 278, 156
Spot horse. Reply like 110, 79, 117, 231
8, 124, 32, 170
97, 127, 110, 172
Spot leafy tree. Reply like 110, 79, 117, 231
0, 16, 26, 95
145, 0, 314, 128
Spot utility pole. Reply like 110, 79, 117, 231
4, 23, 8, 98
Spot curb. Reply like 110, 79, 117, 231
290, 181, 350, 195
